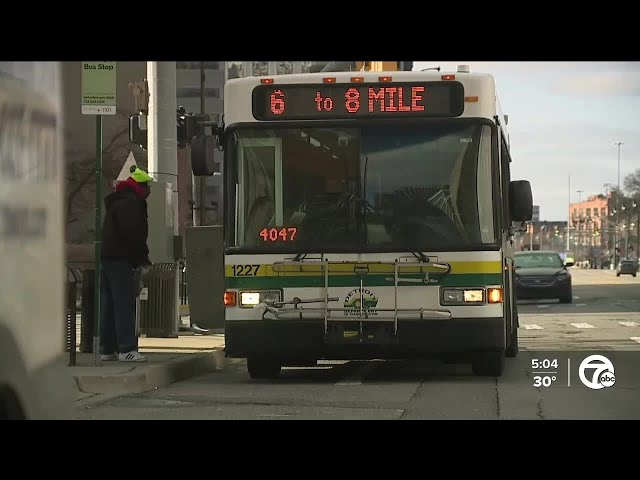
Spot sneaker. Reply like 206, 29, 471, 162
101, 353, 118, 361
118, 351, 147, 362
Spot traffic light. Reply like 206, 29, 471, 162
128, 113, 147, 150
177, 106, 212, 148
128, 106, 218, 151
176, 107, 193, 148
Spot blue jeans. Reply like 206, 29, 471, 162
100, 258, 137, 354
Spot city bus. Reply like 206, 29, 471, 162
195, 65, 533, 378
0, 62, 72, 419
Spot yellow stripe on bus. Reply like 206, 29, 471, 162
225, 261, 502, 277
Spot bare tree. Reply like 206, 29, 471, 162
624, 168, 640, 198
603, 182, 623, 198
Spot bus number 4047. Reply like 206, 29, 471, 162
259, 227, 297, 242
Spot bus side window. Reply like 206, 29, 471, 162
237, 138, 283, 245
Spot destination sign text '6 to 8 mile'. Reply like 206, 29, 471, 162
251, 81, 465, 121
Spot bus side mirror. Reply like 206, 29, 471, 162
191, 134, 220, 176
510, 180, 533, 222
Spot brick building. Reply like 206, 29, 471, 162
569, 191, 639, 264
569, 194, 610, 257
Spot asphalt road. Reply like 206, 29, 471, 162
75, 268, 640, 420
518, 267, 640, 351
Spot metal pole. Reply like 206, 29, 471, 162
93, 114, 103, 366
199, 62, 206, 226
615, 141, 623, 263
636, 204, 639, 259
566, 174, 571, 252
147, 62, 178, 186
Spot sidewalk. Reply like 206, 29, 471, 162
69, 331, 230, 409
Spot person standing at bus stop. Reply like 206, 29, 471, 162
99, 165, 153, 362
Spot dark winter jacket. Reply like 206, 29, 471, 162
101, 179, 150, 267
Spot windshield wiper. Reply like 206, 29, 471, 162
293, 252, 308, 262
412, 251, 429, 262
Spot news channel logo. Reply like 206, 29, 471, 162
578, 354, 616, 390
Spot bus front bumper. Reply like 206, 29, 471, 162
225, 318, 505, 361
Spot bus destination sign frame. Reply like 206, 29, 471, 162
252, 81, 465, 121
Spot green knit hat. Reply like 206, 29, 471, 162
129, 165, 153, 183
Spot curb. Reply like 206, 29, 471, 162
73, 348, 228, 409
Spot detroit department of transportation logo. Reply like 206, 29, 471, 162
344, 288, 379, 316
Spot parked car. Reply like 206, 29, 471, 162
616, 259, 638, 277
514, 250, 574, 303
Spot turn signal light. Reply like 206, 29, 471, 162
224, 291, 237, 307
488, 288, 503, 304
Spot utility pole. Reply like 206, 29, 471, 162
147, 61, 178, 260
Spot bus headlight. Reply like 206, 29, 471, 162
441, 288, 485, 305
239, 290, 282, 308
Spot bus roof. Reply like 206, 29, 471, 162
223, 69, 509, 139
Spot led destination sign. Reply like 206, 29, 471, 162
252, 81, 465, 121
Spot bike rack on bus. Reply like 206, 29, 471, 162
260, 257, 452, 336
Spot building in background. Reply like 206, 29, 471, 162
569, 194, 609, 257
569, 191, 639, 264
225, 61, 316, 79
176, 62, 224, 121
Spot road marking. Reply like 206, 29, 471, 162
571, 322, 595, 329
335, 380, 362, 386
631, 337, 640, 344
619, 321, 640, 327
576, 303, 587, 307
573, 296, 580, 300
537, 305, 550, 309
523, 324, 544, 330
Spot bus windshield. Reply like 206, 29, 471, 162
226, 120, 496, 252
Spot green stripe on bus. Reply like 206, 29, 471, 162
226, 273, 503, 289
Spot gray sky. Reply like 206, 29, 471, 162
414, 61, 640, 221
